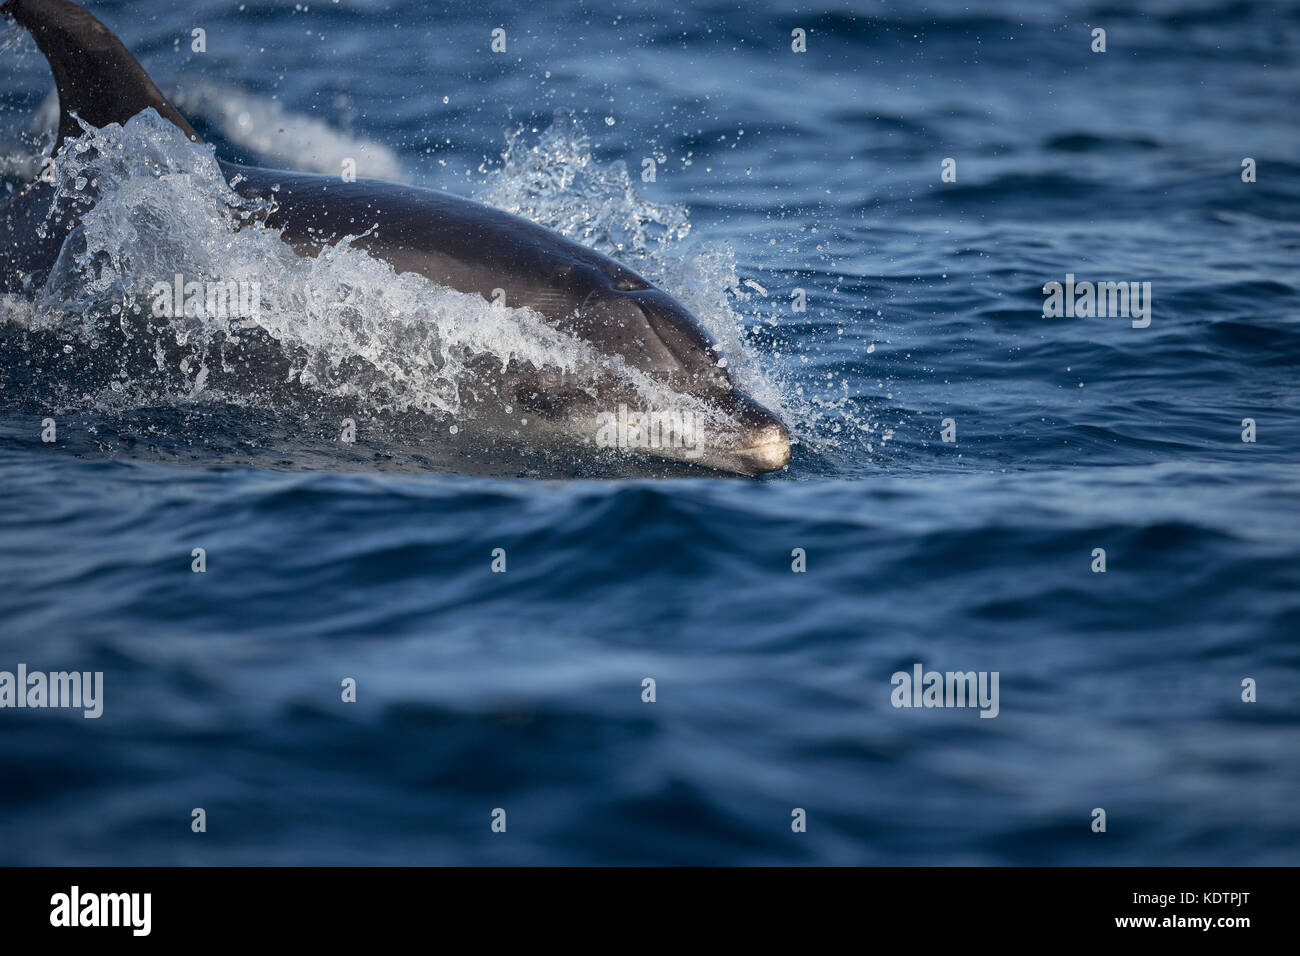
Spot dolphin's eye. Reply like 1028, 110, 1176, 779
612, 272, 650, 291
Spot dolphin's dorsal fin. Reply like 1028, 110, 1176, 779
3, 0, 200, 149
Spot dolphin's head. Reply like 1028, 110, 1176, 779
558, 277, 791, 476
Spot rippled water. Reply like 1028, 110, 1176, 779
0, 0, 1297, 864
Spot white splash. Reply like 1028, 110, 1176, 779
169, 80, 404, 182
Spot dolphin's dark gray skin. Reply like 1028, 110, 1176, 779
1, 0, 790, 474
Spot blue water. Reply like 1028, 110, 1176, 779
1, 0, 1298, 864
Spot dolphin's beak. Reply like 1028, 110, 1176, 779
705, 390, 791, 476
731, 417, 792, 474
572, 288, 791, 475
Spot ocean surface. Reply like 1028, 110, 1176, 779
1, 0, 1298, 864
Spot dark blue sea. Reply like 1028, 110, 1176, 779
1, 0, 1298, 864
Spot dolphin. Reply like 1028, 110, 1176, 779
0, 0, 791, 475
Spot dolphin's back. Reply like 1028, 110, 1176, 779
222, 161, 652, 315
220, 160, 731, 388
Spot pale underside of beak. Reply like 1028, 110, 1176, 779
730, 421, 792, 475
